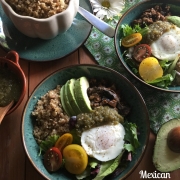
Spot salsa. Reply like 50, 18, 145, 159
0, 67, 21, 106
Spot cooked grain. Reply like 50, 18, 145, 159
32, 85, 69, 144
5, 0, 70, 18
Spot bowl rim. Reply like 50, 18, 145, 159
21, 64, 150, 180
114, 0, 180, 93
0, 54, 26, 115
1, 0, 78, 21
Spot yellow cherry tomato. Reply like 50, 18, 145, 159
122, 33, 142, 47
139, 57, 163, 82
55, 133, 73, 152
63, 144, 88, 174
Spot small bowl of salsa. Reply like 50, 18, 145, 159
0, 51, 26, 115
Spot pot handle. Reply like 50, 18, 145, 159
5, 51, 20, 66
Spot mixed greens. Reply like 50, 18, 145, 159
120, 23, 179, 89
38, 121, 140, 179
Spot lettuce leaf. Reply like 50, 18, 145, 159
39, 135, 59, 155
121, 24, 149, 37
123, 122, 140, 153
147, 72, 175, 88
92, 150, 125, 180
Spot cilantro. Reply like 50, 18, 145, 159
123, 122, 140, 153
38, 135, 59, 156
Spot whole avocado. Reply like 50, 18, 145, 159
153, 118, 180, 172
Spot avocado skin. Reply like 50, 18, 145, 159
74, 76, 92, 113
65, 79, 82, 115
153, 118, 180, 172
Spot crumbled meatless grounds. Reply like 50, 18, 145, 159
132, 4, 171, 27
87, 78, 130, 117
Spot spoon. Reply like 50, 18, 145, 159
0, 101, 14, 124
78, 6, 115, 38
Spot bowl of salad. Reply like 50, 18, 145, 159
22, 64, 149, 180
115, 0, 180, 92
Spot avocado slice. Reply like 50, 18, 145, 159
60, 85, 70, 116
153, 118, 180, 172
74, 76, 92, 113
65, 79, 82, 115
60, 85, 75, 116
167, 16, 180, 28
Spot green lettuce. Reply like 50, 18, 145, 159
38, 135, 59, 155
92, 150, 125, 180
123, 122, 140, 153
121, 24, 149, 37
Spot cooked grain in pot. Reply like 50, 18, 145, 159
5, 0, 70, 18
32, 85, 70, 144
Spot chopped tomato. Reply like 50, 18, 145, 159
133, 44, 151, 62
43, 147, 62, 172
55, 133, 73, 152
121, 33, 142, 47
63, 144, 88, 175
139, 57, 163, 82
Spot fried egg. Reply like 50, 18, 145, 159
81, 123, 125, 162
150, 26, 180, 60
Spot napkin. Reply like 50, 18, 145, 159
84, 0, 180, 134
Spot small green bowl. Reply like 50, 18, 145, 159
115, 0, 180, 92
22, 64, 149, 180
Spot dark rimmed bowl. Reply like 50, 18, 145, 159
22, 64, 149, 180
115, 0, 180, 92
0, 51, 26, 115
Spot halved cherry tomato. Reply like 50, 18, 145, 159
55, 133, 73, 152
133, 44, 151, 62
63, 144, 88, 175
43, 147, 62, 172
122, 33, 142, 47
139, 57, 163, 82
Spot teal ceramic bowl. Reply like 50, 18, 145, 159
115, 0, 180, 92
22, 64, 149, 180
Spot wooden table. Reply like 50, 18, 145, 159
0, 46, 180, 180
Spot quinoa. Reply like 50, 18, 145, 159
5, 0, 70, 18
32, 85, 70, 144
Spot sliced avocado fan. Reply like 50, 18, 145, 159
153, 118, 180, 172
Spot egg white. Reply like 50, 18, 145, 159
81, 123, 125, 162
150, 26, 180, 61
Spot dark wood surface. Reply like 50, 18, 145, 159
0, 46, 180, 180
